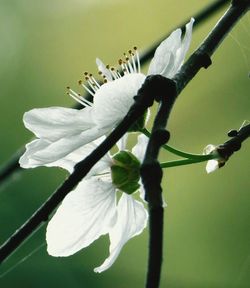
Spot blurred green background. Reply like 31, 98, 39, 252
0, 0, 249, 287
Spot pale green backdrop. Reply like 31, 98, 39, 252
0, 1, 249, 287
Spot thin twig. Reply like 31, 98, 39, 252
0, 0, 230, 186
141, 1, 249, 287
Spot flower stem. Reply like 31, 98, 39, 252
141, 128, 211, 160
160, 156, 211, 168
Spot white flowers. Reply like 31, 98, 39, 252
19, 18, 194, 170
20, 19, 194, 272
45, 135, 148, 272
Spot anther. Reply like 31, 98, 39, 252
78, 80, 82, 85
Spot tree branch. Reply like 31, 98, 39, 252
140, 1, 249, 287
0, 0, 230, 186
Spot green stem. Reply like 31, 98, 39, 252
160, 156, 213, 168
141, 128, 211, 160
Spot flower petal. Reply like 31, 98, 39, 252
206, 159, 219, 173
94, 193, 148, 273
20, 135, 112, 174
132, 134, 149, 162
171, 18, 194, 75
23, 106, 94, 141
27, 126, 108, 165
46, 178, 117, 257
147, 18, 194, 78
93, 73, 146, 128
147, 28, 182, 76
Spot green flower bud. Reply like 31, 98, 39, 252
111, 150, 141, 194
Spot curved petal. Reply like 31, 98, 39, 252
27, 126, 108, 165
171, 18, 194, 75
46, 178, 117, 257
132, 134, 149, 162
94, 193, 148, 273
20, 136, 112, 174
23, 106, 94, 141
19, 138, 51, 168
147, 29, 182, 76
206, 159, 219, 173
93, 73, 146, 129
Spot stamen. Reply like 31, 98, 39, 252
89, 75, 101, 88
110, 67, 120, 79
80, 81, 95, 97
123, 53, 134, 73
66, 87, 88, 107
84, 75, 98, 93
134, 47, 140, 73
129, 49, 137, 72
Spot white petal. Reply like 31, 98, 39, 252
171, 18, 194, 75
94, 193, 148, 273
23, 107, 94, 141
46, 178, 117, 257
96, 58, 113, 81
93, 73, 146, 129
50, 137, 112, 174
19, 138, 51, 168
28, 126, 108, 165
147, 29, 182, 76
19, 136, 111, 173
148, 18, 194, 78
132, 134, 149, 162
203, 144, 216, 155
206, 159, 219, 173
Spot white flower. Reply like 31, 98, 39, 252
19, 18, 194, 169
46, 135, 148, 273
203, 144, 225, 173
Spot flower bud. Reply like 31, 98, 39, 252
111, 150, 140, 194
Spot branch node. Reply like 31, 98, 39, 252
227, 129, 238, 137
137, 75, 177, 103
152, 129, 170, 146
199, 50, 212, 68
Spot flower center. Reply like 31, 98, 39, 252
66, 47, 141, 107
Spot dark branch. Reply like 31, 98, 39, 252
141, 78, 176, 288
141, 1, 249, 287
0, 0, 230, 186
218, 123, 250, 164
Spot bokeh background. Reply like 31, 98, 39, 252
0, 0, 249, 287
